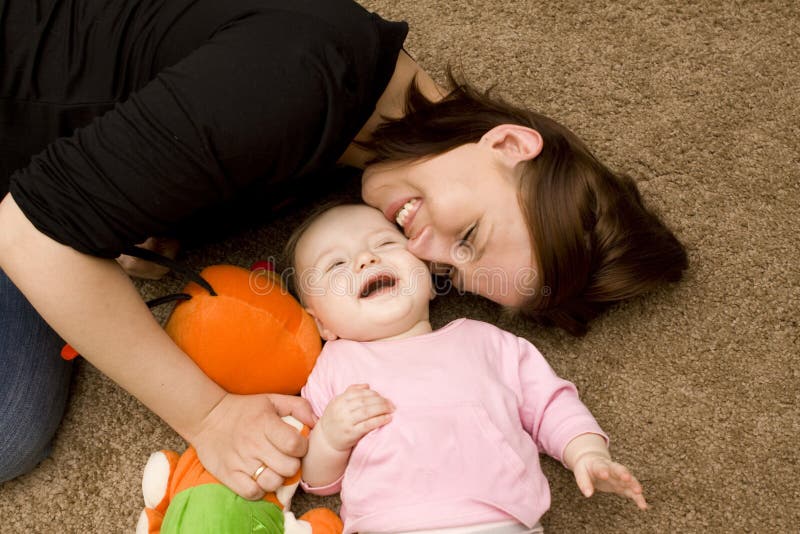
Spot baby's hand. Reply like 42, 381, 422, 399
572, 453, 648, 510
320, 384, 394, 451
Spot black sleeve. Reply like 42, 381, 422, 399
8, 5, 407, 258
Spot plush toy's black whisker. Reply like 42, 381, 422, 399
121, 245, 217, 296
146, 293, 192, 309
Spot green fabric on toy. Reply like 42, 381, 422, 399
161, 484, 284, 532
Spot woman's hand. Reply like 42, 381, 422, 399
572, 452, 648, 510
320, 384, 394, 451
190, 393, 316, 500
116, 236, 180, 279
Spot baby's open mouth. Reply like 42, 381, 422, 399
359, 274, 397, 298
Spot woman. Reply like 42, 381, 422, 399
360, 80, 688, 334
0, 0, 686, 498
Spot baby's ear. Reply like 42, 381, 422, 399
305, 308, 339, 342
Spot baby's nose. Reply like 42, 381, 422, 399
356, 252, 380, 271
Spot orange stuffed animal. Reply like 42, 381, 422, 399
133, 263, 341, 534
165, 263, 321, 394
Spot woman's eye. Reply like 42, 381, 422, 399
458, 224, 477, 248
453, 224, 478, 264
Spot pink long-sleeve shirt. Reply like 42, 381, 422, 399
301, 319, 607, 533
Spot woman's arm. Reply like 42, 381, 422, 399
0, 194, 312, 499
337, 51, 446, 169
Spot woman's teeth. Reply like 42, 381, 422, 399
395, 199, 420, 228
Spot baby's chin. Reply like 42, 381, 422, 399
363, 319, 431, 343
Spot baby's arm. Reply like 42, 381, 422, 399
563, 433, 648, 510
506, 331, 647, 510
302, 384, 394, 489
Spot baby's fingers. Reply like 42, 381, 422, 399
617, 478, 648, 510
616, 468, 648, 510
342, 385, 395, 407
591, 461, 612, 482
595, 463, 648, 510
353, 412, 393, 435
573, 463, 596, 498
351, 400, 394, 427
629, 488, 648, 510
598, 462, 631, 486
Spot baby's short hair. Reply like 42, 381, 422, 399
283, 200, 358, 298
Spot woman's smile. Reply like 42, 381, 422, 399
394, 198, 421, 232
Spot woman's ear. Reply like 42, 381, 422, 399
481, 124, 543, 166
305, 308, 339, 342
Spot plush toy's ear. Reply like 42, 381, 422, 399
164, 264, 321, 395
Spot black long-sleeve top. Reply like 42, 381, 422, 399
2, 0, 407, 257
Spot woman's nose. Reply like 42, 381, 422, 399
406, 226, 452, 265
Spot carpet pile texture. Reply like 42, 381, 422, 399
1, 1, 798, 532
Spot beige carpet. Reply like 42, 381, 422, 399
2, 0, 798, 532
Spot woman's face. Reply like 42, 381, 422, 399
362, 135, 540, 306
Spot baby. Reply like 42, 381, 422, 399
286, 204, 647, 534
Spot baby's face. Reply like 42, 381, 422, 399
294, 205, 432, 342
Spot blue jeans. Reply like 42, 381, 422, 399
0, 269, 73, 483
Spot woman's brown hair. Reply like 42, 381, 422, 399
360, 74, 688, 336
